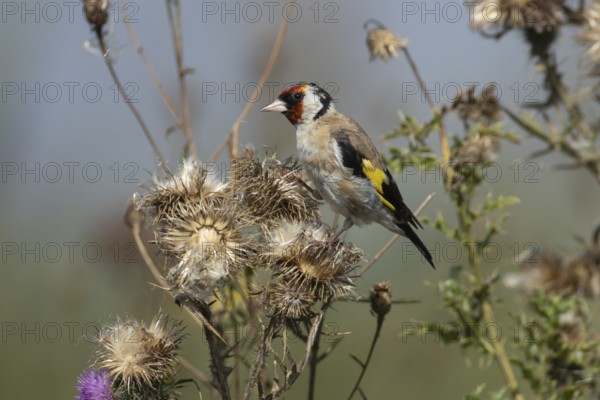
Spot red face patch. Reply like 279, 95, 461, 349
279, 84, 308, 125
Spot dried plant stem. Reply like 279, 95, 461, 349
264, 305, 329, 400
212, 0, 296, 161
401, 48, 452, 181
95, 30, 169, 172
244, 318, 278, 400
358, 192, 434, 276
307, 306, 328, 400
127, 205, 227, 344
122, 2, 183, 129
166, 0, 197, 156
196, 300, 231, 400
347, 313, 385, 399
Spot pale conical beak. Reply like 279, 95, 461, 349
260, 99, 288, 113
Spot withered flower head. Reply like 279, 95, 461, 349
451, 134, 500, 167
370, 282, 392, 318
96, 315, 184, 392
504, 228, 600, 299
159, 200, 255, 301
263, 220, 329, 260
471, 0, 562, 34
264, 280, 316, 319
84, 0, 109, 29
272, 232, 363, 302
452, 85, 501, 124
228, 150, 319, 226
136, 157, 227, 224
580, 0, 600, 70
365, 23, 408, 63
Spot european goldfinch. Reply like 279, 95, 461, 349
261, 82, 435, 268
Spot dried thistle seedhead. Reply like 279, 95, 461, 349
159, 201, 255, 301
504, 230, 600, 299
136, 157, 227, 224
263, 280, 316, 319
579, 0, 600, 72
262, 220, 329, 261
273, 232, 363, 302
95, 315, 184, 393
451, 134, 500, 167
452, 85, 501, 124
365, 26, 408, 63
228, 150, 319, 226
84, 0, 109, 29
370, 282, 392, 318
471, 0, 562, 34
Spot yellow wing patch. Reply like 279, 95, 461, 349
361, 159, 396, 211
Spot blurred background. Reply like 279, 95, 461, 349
1, 0, 600, 398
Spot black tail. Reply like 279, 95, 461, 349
397, 222, 435, 269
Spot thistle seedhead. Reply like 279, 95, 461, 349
272, 232, 363, 302
84, 0, 109, 30
580, 0, 600, 73
263, 280, 316, 320
227, 150, 319, 227
95, 315, 184, 394
471, 0, 562, 34
135, 157, 227, 224
504, 229, 600, 299
452, 85, 501, 125
158, 200, 256, 301
365, 24, 408, 63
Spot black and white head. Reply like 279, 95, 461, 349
261, 82, 334, 126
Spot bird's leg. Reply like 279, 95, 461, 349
329, 218, 354, 245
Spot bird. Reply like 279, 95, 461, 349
261, 82, 435, 269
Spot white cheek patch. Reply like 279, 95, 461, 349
301, 89, 323, 121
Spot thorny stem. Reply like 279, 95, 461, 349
95, 29, 170, 172
243, 318, 278, 400
212, 0, 296, 161
307, 306, 329, 400
401, 48, 452, 181
358, 193, 434, 276
197, 301, 231, 400
347, 314, 385, 399
455, 194, 523, 400
264, 304, 329, 400
166, 0, 197, 157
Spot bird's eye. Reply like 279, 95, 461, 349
292, 92, 303, 101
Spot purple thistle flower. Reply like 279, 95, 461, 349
75, 369, 113, 400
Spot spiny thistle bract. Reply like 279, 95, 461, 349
227, 150, 320, 227
135, 157, 227, 224
263, 280, 316, 320
95, 315, 184, 398
160, 200, 256, 301
271, 230, 363, 302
